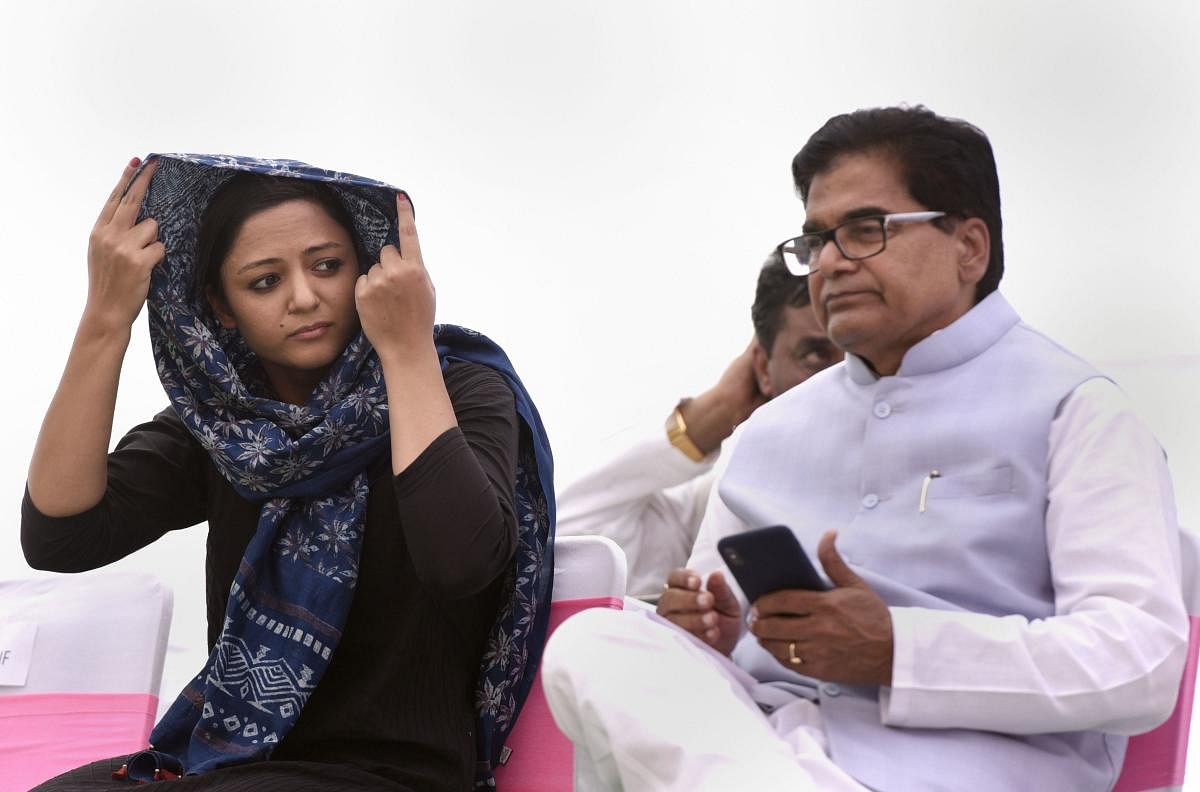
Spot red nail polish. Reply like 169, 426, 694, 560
130, 157, 141, 168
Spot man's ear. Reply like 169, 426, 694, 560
956, 217, 990, 287
751, 341, 775, 399
206, 286, 237, 329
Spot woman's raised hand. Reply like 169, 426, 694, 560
358, 193, 456, 474
29, 158, 164, 517
85, 159, 165, 333
355, 193, 436, 360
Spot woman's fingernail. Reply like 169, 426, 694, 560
130, 157, 141, 168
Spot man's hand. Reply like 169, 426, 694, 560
678, 339, 768, 455
749, 531, 894, 685
657, 568, 743, 656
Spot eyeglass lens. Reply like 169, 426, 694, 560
782, 217, 887, 274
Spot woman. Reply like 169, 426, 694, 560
22, 154, 554, 790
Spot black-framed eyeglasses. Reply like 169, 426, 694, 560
777, 211, 948, 276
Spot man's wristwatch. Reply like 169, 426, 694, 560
665, 401, 707, 463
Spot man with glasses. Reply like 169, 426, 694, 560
557, 252, 841, 600
541, 105, 1187, 792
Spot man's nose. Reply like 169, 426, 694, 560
815, 238, 857, 277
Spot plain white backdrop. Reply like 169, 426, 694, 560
2, 0, 1198, 784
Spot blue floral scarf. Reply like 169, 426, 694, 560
122, 154, 554, 787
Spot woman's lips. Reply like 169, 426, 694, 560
290, 322, 332, 340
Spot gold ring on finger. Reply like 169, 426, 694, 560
788, 641, 804, 666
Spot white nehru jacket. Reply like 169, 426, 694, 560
687, 292, 1188, 792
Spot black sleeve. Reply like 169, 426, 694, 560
21, 407, 208, 572
392, 360, 519, 599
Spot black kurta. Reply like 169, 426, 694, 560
22, 359, 519, 792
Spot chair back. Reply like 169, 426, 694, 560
0, 572, 173, 792
491, 535, 626, 790
1112, 615, 1200, 792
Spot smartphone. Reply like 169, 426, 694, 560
717, 525, 829, 603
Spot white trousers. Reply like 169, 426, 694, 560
541, 608, 869, 792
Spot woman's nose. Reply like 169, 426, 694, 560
288, 275, 320, 311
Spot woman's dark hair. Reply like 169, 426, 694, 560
195, 173, 366, 300
751, 249, 812, 354
791, 105, 1004, 303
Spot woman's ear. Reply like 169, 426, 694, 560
751, 341, 775, 400
206, 286, 237, 329
956, 217, 990, 287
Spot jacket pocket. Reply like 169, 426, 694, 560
925, 465, 1014, 499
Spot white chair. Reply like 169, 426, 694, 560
0, 571, 173, 792
491, 535, 627, 790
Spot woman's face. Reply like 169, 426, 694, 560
208, 198, 362, 404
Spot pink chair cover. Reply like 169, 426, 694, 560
1113, 614, 1200, 792
491, 596, 624, 791
0, 692, 159, 792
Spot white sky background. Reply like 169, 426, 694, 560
1, 0, 1198, 780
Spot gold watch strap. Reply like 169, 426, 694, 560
665, 403, 707, 463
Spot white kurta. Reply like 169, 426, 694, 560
556, 429, 720, 598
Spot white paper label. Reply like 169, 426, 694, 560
0, 622, 38, 686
